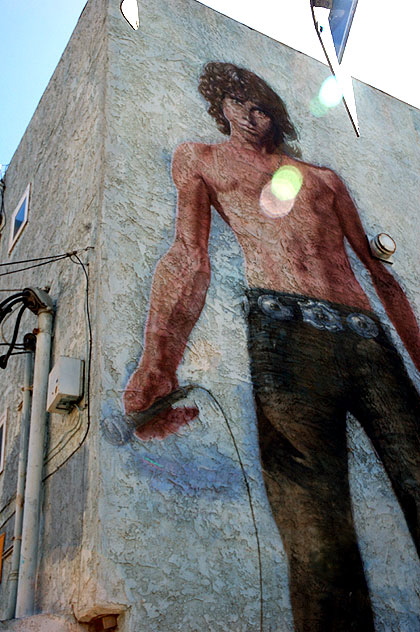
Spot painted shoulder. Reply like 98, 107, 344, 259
287, 155, 341, 190
173, 141, 215, 163
172, 141, 215, 181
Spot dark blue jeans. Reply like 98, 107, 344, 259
246, 289, 420, 632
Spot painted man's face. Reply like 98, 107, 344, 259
222, 95, 273, 143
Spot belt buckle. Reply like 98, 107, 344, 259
299, 300, 343, 332
346, 313, 379, 338
258, 295, 294, 321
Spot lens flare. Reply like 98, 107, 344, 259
271, 166, 303, 201
309, 97, 329, 118
260, 165, 303, 218
319, 76, 343, 108
310, 76, 343, 119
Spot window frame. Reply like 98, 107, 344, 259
8, 183, 30, 254
0, 411, 6, 474
0, 532, 5, 583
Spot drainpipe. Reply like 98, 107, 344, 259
15, 290, 54, 618
5, 346, 34, 620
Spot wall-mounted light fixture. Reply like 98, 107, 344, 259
120, 0, 139, 30
369, 232, 396, 264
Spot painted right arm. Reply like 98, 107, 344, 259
123, 143, 212, 435
330, 170, 420, 373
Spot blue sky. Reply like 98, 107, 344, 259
0, 1, 87, 170
1, 0, 419, 170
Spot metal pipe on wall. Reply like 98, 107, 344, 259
5, 350, 34, 620
15, 305, 53, 618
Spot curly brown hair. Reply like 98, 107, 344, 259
198, 62, 298, 150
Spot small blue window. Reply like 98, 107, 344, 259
9, 184, 30, 253
13, 199, 27, 238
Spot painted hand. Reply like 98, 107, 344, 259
123, 366, 198, 440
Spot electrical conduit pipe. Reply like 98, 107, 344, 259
5, 350, 34, 620
15, 299, 53, 618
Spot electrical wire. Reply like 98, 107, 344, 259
0, 249, 92, 354
0, 247, 94, 278
0, 255, 69, 278
190, 385, 264, 632
0, 496, 16, 526
0, 296, 28, 318
0, 247, 264, 632
0, 252, 93, 523
0, 295, 34, 366
0, 507, 16, 532
0, 304, 27, 369
43, 254, 92, 482
1, 303, 25, 347
44, 406, 83, 465
0, 251, 263, 625
1, 250, 264, 623
0, 249, 92, 479
0, 243, 263, 624
103, 380, 264, 628
105, 383, 264, 628
0, 292, 27, 310
8, 351, 31, 357
0, 251, 79, 267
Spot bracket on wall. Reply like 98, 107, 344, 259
89, 614, 118, 631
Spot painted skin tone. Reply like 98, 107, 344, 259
124, 94, 420, 438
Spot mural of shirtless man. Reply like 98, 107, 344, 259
124, 62, 420, 631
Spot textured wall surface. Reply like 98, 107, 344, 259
0, 0, 106, 621
0, 0, 419, 630
94, 1, 420, 631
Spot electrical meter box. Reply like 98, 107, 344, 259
47, 356, 84, 414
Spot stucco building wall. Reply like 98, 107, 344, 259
0, 0, 419, 630
95, 1, 420, 630
0, 0, 107, 621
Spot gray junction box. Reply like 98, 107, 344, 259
47, 356, 84, 414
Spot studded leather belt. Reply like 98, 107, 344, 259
245, 290, 383, 340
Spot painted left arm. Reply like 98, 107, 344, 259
331, 171, 420, 373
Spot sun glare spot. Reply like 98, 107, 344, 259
310, 97, 329, 118
310, 76, 343, 118
260, 165, 303, 218
271, 166, 303, 201
319, 76, 343, 108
